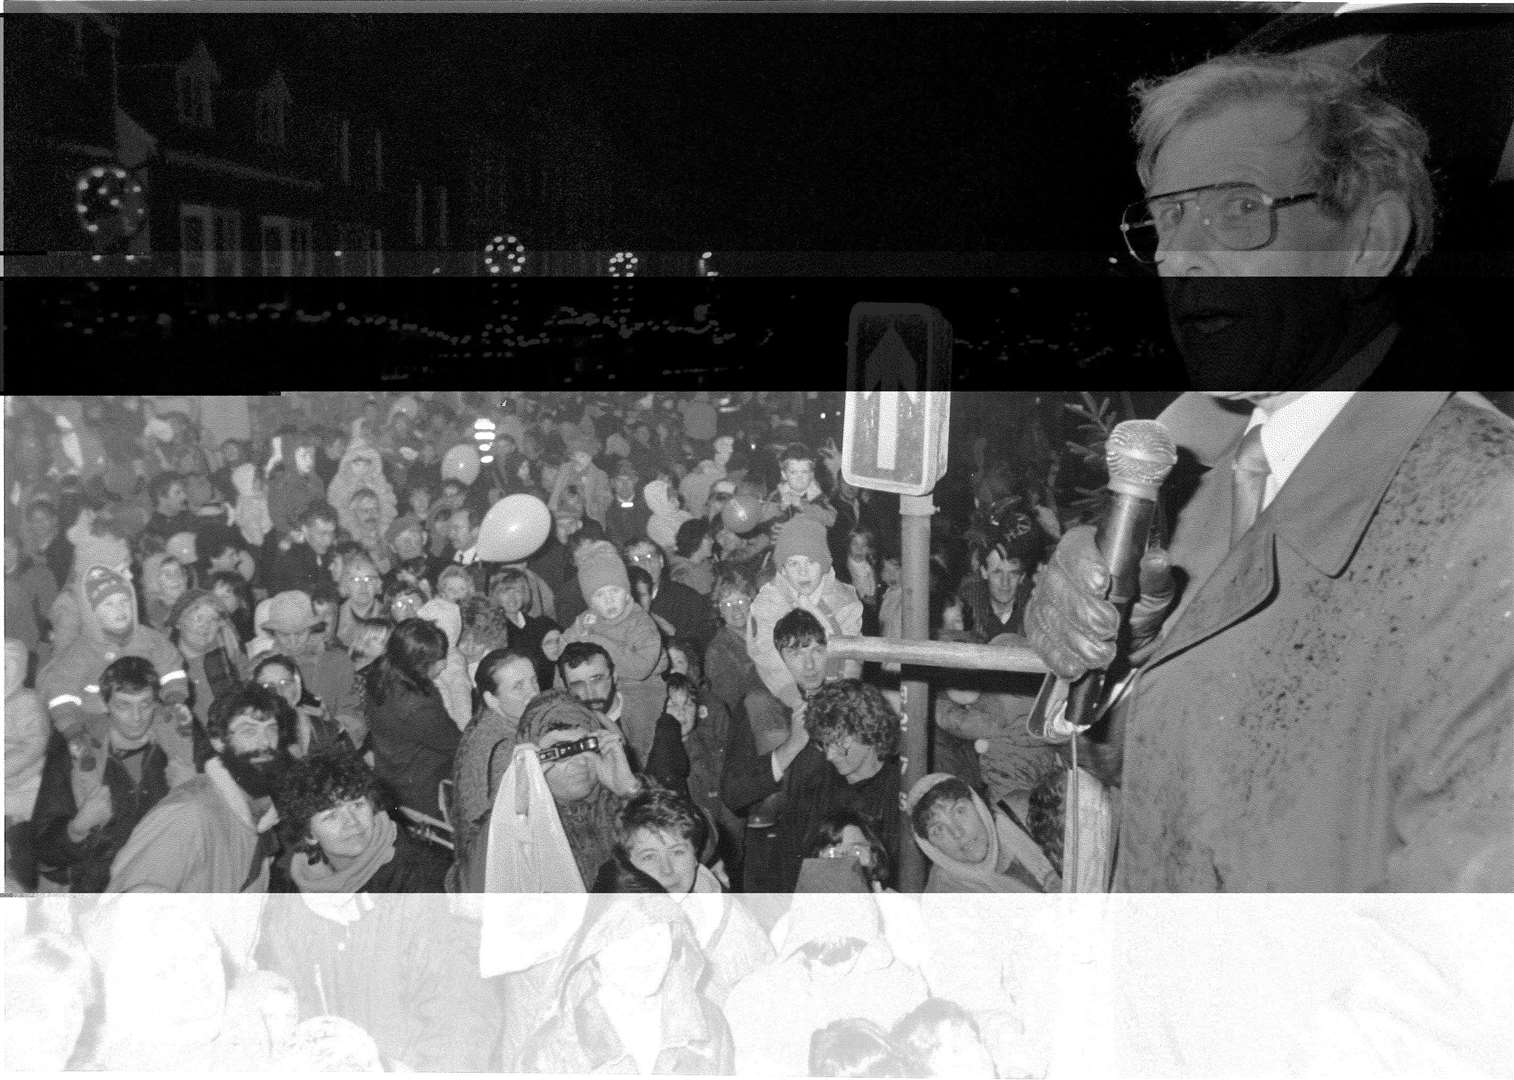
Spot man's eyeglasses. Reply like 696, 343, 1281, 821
259, 676, 297, 691
1120, 182, 1320, 265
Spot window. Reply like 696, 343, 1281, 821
413, 181, 425, 247
180, 204, 241, 276
180, 204, 210, 276
261, 215, 315, 276
255, 76, 290, 148
213, 208, 243, 276
176, 70, 213, 127
372, 130, 384, 190
435, 187, 448, 249
291, 221, 314, 276
175, 42, 218, 128
367, 229, 384, 277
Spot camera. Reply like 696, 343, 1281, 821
537, 735, 600, 763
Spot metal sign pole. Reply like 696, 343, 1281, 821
897, 491, 935, 894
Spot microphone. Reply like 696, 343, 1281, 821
1062, 419, 1178, 730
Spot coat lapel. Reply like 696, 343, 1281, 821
1145, 391, 1451, 667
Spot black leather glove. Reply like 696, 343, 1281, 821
1024, 525, 1175, 680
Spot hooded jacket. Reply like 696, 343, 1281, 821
327, 440, 398, 540
643, 480, 694, 554
516, 894, 734, 1076
417, 597, 472, 730
37, 566, 188, 744
724, 891, 928, 1077
258, 890, 497, 1071
230, 464, 273, 548
904, 773, 1060, 893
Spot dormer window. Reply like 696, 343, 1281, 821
175, 41, 220, 128
256, 72, 291, 148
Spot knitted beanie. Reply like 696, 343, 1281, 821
774, 515, 832, 573
82, 565, 132, 611
577, 541, 629, 599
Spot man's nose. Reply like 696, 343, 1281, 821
1156, 215, 1216, 277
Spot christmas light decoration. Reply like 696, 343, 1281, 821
483, 234, 526, 275
608, 251, 639, 277
74, 164, 147, 245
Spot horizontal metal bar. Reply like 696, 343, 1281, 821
826, 635, 1050, 675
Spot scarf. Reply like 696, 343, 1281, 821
289, 810, 397, 923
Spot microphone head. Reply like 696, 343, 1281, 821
1106, 420, 1178, 497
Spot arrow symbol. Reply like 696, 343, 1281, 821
861, 325, 921, 472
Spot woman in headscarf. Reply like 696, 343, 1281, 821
260, 750, 498, 1071
513, 690, 642, 889
904, 773, 1060, 894
515, 892, 733, 1075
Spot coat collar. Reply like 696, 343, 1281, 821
1161, 391, 1451, 577
1149, 391, 1451, 664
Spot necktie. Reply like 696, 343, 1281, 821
1231, 424, 1271, 544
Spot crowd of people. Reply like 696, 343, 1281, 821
3, 384, 1070, 1072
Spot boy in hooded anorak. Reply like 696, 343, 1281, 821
37, 565, 196, 780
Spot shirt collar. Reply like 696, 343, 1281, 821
1245, 392, 1357, 506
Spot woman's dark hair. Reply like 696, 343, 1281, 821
614, 785, 709, 856
674, 517, 709, 557
909, 776, 978, 842
472, 646, 536, 716
804, 810, 892, 889
808, 1018, 907, 1078
665, 638, 705, 685
366, 617, 447, 704
206, 683, 297, 745
590, 849, 669, 893
273, 749, 380, 854
252, 652, 323, 710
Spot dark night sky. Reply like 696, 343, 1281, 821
133, 11, 1273, 267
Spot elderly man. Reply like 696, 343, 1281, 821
1026, 54, 1514, 892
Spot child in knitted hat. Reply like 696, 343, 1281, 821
560, 542, 668, 691
746, 516, 864, 711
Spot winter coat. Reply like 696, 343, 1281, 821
450, 706, 516, 882
517, 894, 734, 1076
31, 727, 172, 891
258, 891, 498, 1071
703, 625, 759, 721
651, 579, 719, 652
5, 557, 58, 655
724, 891, 928, 1077
561, 602, 668, 759
417, 598, 473, 729
644, 480, 694, 553
747, 571, 863, 711
107, 758, 275, 893
1105, 391, 1514, 892
5, 641, 50, 820
932, 657, 1064, 808
904, 772, 1059, 893
365, 671, 460, 820
36, 567, 188, 744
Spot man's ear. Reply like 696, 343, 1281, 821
1348, 191, 1412, 278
